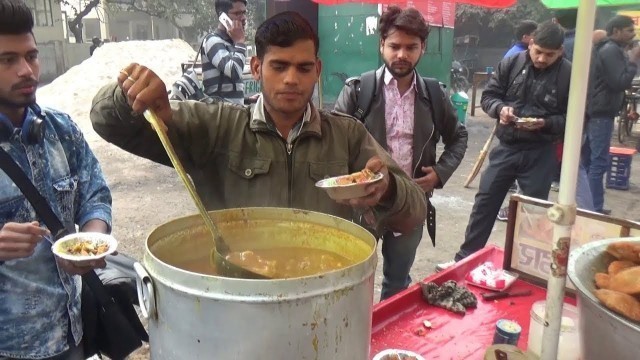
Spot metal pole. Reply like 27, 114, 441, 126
540, 2, 596, 359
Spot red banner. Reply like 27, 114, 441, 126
312, 0, 516, 8
382, 0, 455, 28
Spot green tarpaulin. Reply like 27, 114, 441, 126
542, 0, 640, 9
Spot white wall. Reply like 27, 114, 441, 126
36, 42, 91, 83
63, 43, 92, 69
32, 2, 65, 43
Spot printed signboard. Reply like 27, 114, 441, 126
504, 194, 640, 290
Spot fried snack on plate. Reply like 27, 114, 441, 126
65, 240, 110, 256
594, 289, 640, 322
608, 266, 640, 295
608, 260, 637, 276
606, 242, 640, 262
595, 273, 611, 289
335, 169, 375, 185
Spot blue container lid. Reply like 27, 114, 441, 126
496, 319, 521, 334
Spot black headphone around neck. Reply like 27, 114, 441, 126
0, 105, 45, 145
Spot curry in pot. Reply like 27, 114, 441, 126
151, 218, 372, 279
225, 248, 350, 278
176, 247, 350, 278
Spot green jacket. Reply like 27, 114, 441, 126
90, 84, 427, 233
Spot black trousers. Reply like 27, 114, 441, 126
455, 142, 556, 261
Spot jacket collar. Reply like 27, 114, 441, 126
0, 103, 44, 129
249, 94, 321, 138
524, 49, 565, 74
379, 65, 428, 100
213, 28, 234, 44
515, 42, 528, 50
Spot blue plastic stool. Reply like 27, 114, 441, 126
606, 147, 637, 190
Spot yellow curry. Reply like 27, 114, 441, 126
176, 247, 350, 278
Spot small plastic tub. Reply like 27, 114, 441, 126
526, 301, 580, 360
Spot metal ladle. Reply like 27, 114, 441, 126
143, 110, 269, 279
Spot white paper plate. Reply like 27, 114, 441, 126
52, 232, 118, 262
315, 172, 384, 200
372, 349, 426, 360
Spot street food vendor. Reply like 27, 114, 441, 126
90, 12, 427, 238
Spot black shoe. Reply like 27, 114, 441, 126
600, 209, 612, 215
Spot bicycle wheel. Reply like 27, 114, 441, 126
618, 115, 628, 143
626, 99, 639, 137
625, 111, 634, 137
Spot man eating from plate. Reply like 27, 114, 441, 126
0, 1, 112, 359
438, 21, 570, 270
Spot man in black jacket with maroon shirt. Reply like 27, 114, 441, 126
437, 22, 571, 269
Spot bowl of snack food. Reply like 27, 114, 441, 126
315, 169, 384, 200
52, 232, 118, 262
568, 238, 640, 360
372, 349, 425, 360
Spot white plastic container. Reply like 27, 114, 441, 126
527, 301, 581, 360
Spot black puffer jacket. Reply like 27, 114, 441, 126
481, 51, 571, 147
587, 39, 638, 118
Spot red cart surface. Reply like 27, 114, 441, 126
370, 245, 576, 359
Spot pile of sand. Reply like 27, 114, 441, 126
38, 39, 196, 142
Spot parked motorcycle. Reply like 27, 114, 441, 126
450, 60, 470, 94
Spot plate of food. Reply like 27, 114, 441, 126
315, 169, 384, 200
514, 117, 541, 129
372, 349, 425, 360
52, 232, 118, 262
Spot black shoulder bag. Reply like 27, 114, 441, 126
0, 147, 147, 360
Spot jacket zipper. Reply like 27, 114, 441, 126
413, 125, 435, 179
286, 141, 293, 207
256, 127, 310, 207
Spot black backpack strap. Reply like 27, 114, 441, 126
0, 147, 70, 237
422, 77, 446, 134
506, 52, 528, 90
353, 70, 377, 121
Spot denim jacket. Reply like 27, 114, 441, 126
0, 105, 112, 359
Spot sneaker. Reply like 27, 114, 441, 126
496, 207, 509, 222
551, 181, 560, 192
435, 260, 456, 272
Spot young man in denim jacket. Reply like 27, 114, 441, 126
0, 1, 112, 359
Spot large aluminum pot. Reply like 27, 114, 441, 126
567, 237, 640, 360
134, 207, 377, 359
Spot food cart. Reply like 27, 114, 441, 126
370, 194, 640, 359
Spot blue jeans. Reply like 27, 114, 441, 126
455, 143, 556, 261
582, 117, 614, 212
576, 164, 595, 212
380, 225, 423, 301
